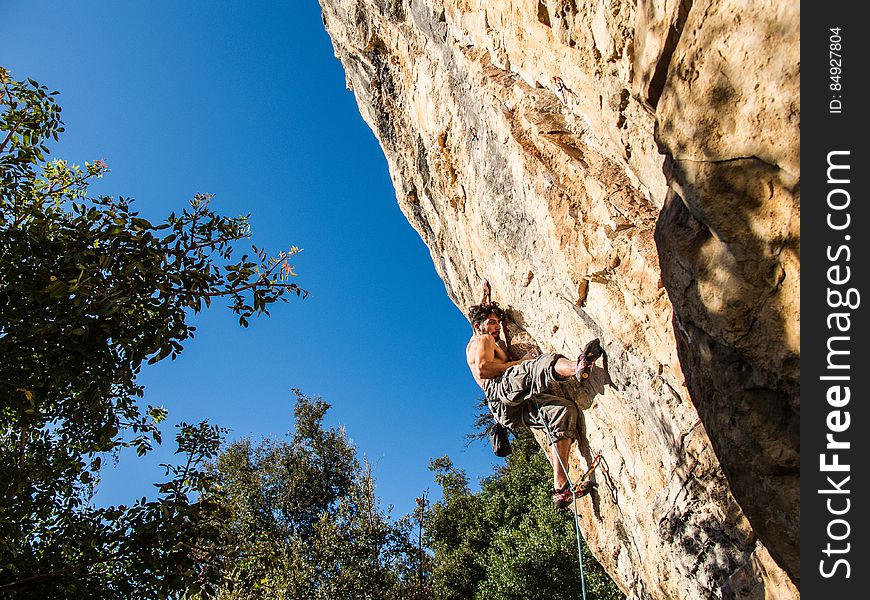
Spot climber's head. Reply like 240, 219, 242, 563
468, 301, 504, 338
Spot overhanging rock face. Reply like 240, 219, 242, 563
318, 1, 799, 597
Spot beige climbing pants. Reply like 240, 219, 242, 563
483, 353, 578, 444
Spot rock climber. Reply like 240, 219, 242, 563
465, 279, 601, 509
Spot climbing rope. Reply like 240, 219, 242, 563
534, 398, 602, 600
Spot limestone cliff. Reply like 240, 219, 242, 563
318, 1, 799, 598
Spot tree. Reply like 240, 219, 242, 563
0, 67, 303, 597
425, 430, 624, 600
204, 390, 422, 600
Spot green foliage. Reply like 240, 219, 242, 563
0, 67, 303, 597
204, 390, 425, 600
1, 63, 619, 600
426, 431, 624, 600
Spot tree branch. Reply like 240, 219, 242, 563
0, 121, 21, 154
0, 550, 128, 592
19, 423, 27, 472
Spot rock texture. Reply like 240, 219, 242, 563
318, 1, 799, 598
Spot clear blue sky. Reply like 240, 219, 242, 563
1, 1, 496, 517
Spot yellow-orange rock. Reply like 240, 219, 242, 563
319, 1, 799, 597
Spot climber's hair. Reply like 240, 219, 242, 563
468, 301, 505, 328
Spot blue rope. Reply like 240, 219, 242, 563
534, 399, 588, 600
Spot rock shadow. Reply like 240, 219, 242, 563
651, 5, 800, 584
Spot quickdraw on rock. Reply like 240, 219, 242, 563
578, 451, 603, 486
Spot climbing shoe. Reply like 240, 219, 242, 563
552, 480, 595, 509
552, 483, 573, 509
576, 338, 604, 382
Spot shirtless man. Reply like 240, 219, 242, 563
465, 281, 597, 509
